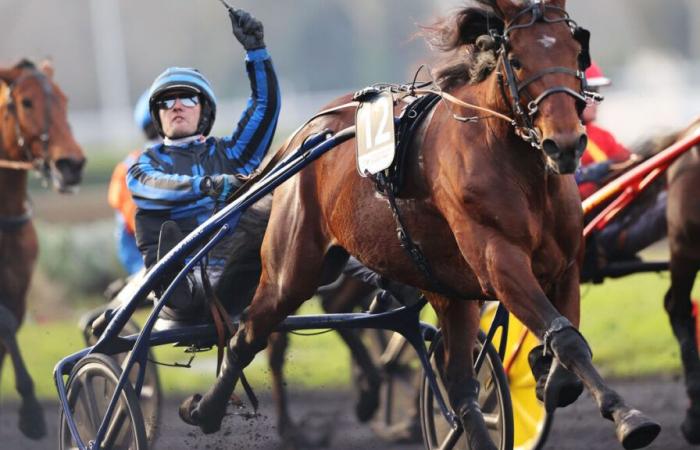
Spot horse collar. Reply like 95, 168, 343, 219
0, 201, 32, 232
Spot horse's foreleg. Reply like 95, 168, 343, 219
665, 255, 700, 444
479, 241, 660, 448
0, 303, 46, 439
425, 294, 496, 450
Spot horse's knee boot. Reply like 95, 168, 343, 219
456, 379, 497, 450
540, 321, 586, 412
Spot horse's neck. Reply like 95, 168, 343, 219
0, 169, 29, 217
452, 76, 542, 166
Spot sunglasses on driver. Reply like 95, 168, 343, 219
156, 94, 200, 110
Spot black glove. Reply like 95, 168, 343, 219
228, 9, 265, 51
200, 174, 242, 201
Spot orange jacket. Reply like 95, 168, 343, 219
108, 150, 140, 235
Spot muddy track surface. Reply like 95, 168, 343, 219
0, 376, 693, 450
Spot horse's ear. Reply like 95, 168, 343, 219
39, 59, 54, 79
0, 68, 16, 86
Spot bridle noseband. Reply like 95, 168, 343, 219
491, 1, 601, 149
0, 68, 55, 183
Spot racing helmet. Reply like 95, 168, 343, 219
133, 90, 152, 131
585, 61, 611, 88
148, 67, 217, 137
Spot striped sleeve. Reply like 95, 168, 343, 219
221, 48, 281, 175
126, 151, 205, 210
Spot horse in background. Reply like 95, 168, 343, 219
0, 59, 85, 439
654, 117, 700, 444
183, 1, 660, 449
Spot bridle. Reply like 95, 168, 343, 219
490, 0, 601, 149
0, 67, 55, 183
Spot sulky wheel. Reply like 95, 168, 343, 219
59, 353, 148, 450
420, 330, 514, 450
480, 304, 552, 450
81, 311, 162, 446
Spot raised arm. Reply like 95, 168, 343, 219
220, 9, 281, 175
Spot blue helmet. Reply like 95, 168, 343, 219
148, 67, 217, 137
133, 90, 152, 132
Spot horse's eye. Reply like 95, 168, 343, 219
21, 98, 33, 109
510, 58, 523, 70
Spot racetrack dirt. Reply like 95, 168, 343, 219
0, 375, 693, 450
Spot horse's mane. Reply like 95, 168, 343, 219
424, 1, 505, 90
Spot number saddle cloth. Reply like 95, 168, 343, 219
352, 86, 441, 197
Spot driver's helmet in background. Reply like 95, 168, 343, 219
585, 61, 612, 88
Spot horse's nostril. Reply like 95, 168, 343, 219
542, 139, 560, 158
576, 134, 588, 159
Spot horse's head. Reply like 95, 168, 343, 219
0, 59, 85, 192
490, 0, 591, 174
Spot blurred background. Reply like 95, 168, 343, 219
0, 0, 697, 421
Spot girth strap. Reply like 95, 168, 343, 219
374, 172, 465, 299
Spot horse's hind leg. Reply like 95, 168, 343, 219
319, 275, 382, 422
267, 331, 295, 438
180, 188, 343, 435
0, 303, 46, 439
664, 255, 700, 444
425, 294, 497, 450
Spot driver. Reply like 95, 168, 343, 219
127, 7, 279, 320
576, 62, 667, 263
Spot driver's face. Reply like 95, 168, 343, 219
158, 95, 202, 138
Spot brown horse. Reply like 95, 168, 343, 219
0, 59, 85, 439
662, 118, 700, 444
182, 1, 660, 448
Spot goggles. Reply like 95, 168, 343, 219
156, 94, 200, 110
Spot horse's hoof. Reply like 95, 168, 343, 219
681, 408, 700, 444
179, 393, 224, 434
178, 394, 202, 426
615, 409, 661, 450
355, 378, 380, 422
19, 397, 46, 440
544, 360, 583, 413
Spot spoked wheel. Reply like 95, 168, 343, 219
480, 304, 552, 450
420, 331, 514, 450
59, 353, 148, 450
82, 313, 162, 445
